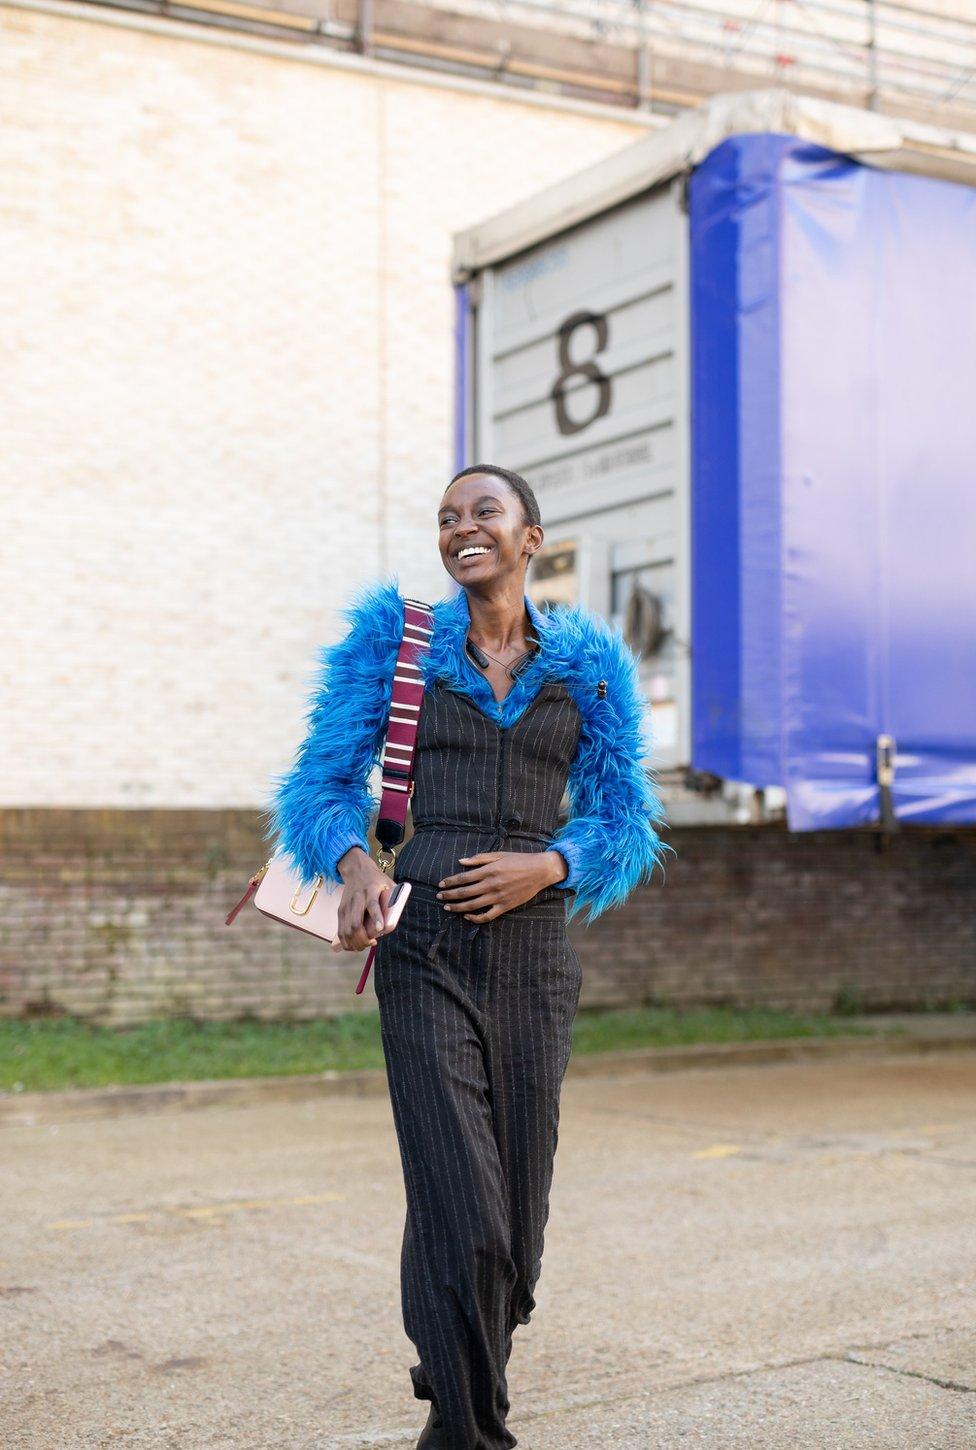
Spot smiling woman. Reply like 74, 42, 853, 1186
267, 461, 673, 1450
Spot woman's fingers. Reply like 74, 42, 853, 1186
438, 874, 494, 904
331, 932, 378, 952
438, 863, 492, 892
463, 905, 503, 923
332, 902, 372, 951
330, 883, 389, 951
440, 881, 490, 904
367, 882, 393, 937
443, 891, 499, 913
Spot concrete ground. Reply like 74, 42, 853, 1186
2, 1051, 974, 1449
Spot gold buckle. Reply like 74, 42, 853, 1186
290, 876, 323, 915
375, 847, 397, 875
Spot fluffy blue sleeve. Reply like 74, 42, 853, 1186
549, 621, 675, 927
263, 576, 404, 888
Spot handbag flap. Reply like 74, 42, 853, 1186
254, 855, 341, 942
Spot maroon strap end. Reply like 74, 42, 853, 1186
355, 943, 378, 995
225, 876, 260, 926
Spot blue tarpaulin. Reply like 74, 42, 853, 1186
690, 133, 976, 830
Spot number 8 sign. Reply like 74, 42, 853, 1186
550, 310, 612, 437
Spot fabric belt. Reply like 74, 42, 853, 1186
412, 819, 553, 844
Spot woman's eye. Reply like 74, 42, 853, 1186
440, 508, 496, 525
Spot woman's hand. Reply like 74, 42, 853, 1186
436, 850, 569, 924
329, 850, 396, 953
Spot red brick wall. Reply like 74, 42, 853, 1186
1, 809, 974, 1024
578, 822, 976, 1013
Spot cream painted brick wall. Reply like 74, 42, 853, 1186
0, 6, 642, 809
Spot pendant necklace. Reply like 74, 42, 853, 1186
465, 632, 540, 680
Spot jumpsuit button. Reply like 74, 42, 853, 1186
503, 813, 522, 831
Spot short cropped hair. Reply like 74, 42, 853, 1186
447, 463, 542, 530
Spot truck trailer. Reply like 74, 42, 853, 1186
451, 89, 976, 836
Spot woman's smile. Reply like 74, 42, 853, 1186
455, 544, 495, 567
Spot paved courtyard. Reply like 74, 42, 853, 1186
3, 1051, 975, 1448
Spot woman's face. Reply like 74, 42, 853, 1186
438, 474, 541, 587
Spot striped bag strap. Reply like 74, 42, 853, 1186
356, 596, 433, 998
373, 596, 434, 859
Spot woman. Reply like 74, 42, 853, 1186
269, 463, 672, 1450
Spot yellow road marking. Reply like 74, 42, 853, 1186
220, 1198, 282, 1211
692, 1143, 742, 1160
47, 1191, 344, 1232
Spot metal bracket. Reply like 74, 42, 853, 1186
875, 733, 897, 847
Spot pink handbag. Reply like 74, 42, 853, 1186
225, 597, 434, 994
242, 857, 412, 943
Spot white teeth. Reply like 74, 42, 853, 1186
457, 546, 492, 560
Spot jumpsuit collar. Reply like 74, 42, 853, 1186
418, 586, 552, 732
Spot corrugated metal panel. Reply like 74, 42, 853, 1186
473, 181, 691, 770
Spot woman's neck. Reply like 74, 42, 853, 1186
464, 585, 531, 654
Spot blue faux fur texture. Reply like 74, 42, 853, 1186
265, 573, 675, 926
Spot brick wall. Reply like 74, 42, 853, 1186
577, 823, 976, 1014
2, 809, 973, 1024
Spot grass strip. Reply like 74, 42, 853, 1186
568, 1004, 880, 1055
0, 1005, 886, 1095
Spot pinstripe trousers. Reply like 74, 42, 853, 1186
372, 679, 584, 1450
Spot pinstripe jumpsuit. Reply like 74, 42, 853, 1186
268, 577, 671, 1447
372, 672, 583, 1450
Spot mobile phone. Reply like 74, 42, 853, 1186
377, 880, 412, 935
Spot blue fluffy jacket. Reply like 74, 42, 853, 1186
265, 576, 674, 927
